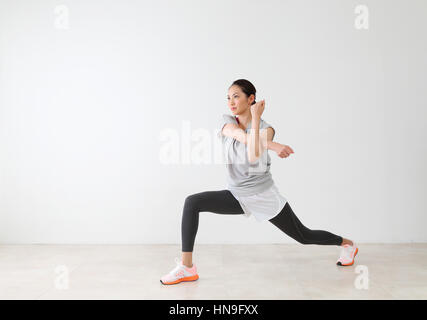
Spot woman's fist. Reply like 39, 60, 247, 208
275, 144, 294, 158
250, 100, 265, 118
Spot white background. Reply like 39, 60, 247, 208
0, 0, 426, 244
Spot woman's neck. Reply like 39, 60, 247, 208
236, 109, 253, 130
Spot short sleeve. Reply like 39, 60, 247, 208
217, 114, 238, 139
261, 119, 275, 141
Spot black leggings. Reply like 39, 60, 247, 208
181, 190, 343, 252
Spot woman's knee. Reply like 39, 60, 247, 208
296, 237, 311, 245
295, 229, 316, 245
184, 193, 203, 212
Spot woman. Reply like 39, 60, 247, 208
160, 79, 358, 285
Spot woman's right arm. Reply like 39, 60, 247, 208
221, 123, 270, 162
221, 123, 248, 144
221, 124, 291, 157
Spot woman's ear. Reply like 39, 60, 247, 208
249, 94, 255, 105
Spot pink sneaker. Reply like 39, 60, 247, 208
336, 244, 358, 266
160, 257, 199, 285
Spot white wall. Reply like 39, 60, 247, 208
0, 0, 426, 244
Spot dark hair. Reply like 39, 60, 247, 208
230, 79, 256, 105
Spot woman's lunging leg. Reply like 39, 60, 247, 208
269, 202, 343, 246
181, 190, 244, 266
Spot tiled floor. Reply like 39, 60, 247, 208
0, 244, 426, 300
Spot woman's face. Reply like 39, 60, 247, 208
227, 85, 254, 115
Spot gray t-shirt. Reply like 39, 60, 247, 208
217, 114, 276, 197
